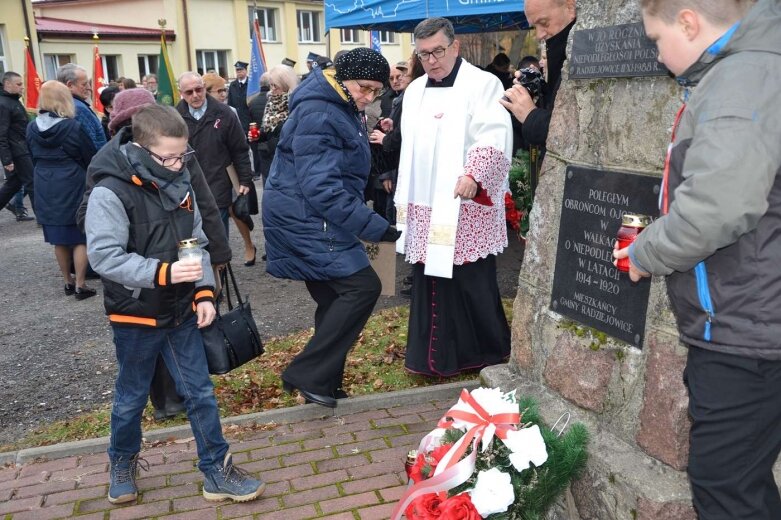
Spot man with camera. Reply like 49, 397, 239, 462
500, 0, 576, 147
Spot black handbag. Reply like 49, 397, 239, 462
231, 193, 254, 231
201, 263, 264, 374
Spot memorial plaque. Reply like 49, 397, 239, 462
550, 166, 660, 347
569, 22, 669, 79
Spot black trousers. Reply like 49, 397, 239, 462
0, 155, 35, 212
684, 345, 781, 520
282, 266, 381, 396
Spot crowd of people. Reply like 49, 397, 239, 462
2, 0, 779, 517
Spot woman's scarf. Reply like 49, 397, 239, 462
261, 92, 290, 133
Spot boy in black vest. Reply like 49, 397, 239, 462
85, 104, 265, 505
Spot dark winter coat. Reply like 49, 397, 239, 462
521, 19, 575, 147
262, 67, 389, 281
73, 96, 107, 151
76, 126, 232, 265
227, 79, 250, 132
248, 88, 269, 127
0, 88, 30, 164
26, 113, 96, 226
176, 96, 252, 209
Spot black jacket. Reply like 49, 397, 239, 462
248, 88, 269, 126
227, 80, 251, 132
521, 19, 576, 147
0, 88, 30, 165
97, 174, 202, 329
176, 97, 252, 209
77, 126, 232, 264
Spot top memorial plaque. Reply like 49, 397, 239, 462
569, 22, 669, 79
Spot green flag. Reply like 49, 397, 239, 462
156, 32, 179, 106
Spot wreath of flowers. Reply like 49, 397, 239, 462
392, 388, 588, 520
507, 150, 534, 240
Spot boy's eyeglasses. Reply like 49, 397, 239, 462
140, 145, 196, 168
416, 42, 453, 62
182, 86, 205, 96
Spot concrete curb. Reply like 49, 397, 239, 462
2, 380, 480, 466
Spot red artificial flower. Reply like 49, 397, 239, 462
438, 493, 481, 520
430, 444, 452, 464
410, 444, 454, 483
504, 193, 522, 230
504, 193, 515, 210
409, 453, 427, 484
405, 492, 444, 520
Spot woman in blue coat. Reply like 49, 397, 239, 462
263, 48, 400, 408
27, 81, 97, 299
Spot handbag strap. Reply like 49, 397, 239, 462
215, 266, 229, 316
224, 262, 244, 305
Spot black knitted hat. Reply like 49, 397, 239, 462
334, 47, 390, 84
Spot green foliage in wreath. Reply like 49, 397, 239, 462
509, 150, 534, 237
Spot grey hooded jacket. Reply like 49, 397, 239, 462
632, 0, 781, 359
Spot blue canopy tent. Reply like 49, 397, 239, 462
324, 0, 528, 33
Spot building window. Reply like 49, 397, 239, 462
0, 29, 7, 75
379, 31, 395, 44
100, 55, 119, 83
138, 55, 159, 78
340, 29, 361, 44
196, 50, 228, 78
44, 54, 73, 81
297, 11, 321, 43
251, 7, 277, 42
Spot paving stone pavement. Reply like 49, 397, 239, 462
0, 394, 462, 519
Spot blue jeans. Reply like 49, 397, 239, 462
12, 188, 25, 211
108, 316, 228, 473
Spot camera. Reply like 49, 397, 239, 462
518, 67, 544, 98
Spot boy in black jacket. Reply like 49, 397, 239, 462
86, 104, 265, 505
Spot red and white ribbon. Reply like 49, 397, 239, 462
390, 388, 521, 520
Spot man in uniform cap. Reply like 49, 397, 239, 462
227, 60, 251, 132
305, 52, 319, 71
281, 58, 297, 68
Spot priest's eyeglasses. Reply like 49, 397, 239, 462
140, 146, 196, 168
416, 42, 453, 62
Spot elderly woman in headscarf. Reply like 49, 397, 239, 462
202, 72, 259, 267
262, 48, 401, 409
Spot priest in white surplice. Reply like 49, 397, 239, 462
395, 17, 513, 377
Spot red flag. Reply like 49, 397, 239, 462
93, 43, 106, 114
24, 46, 41, 111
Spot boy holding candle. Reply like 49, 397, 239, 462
85, 104, 265, 506
614, 0, 781, 518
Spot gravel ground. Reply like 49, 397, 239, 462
0, 187, 524, 447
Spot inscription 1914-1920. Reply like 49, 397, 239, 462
550, 166, 661, 347
569, 22, 669, 79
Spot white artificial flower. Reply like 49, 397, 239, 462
446, 388, 519, 450
468, 467, 515, 517
504, 424, 549, 472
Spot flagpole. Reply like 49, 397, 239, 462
92, 31, 105, 114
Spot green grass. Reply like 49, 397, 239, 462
3, 301, 513, 451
